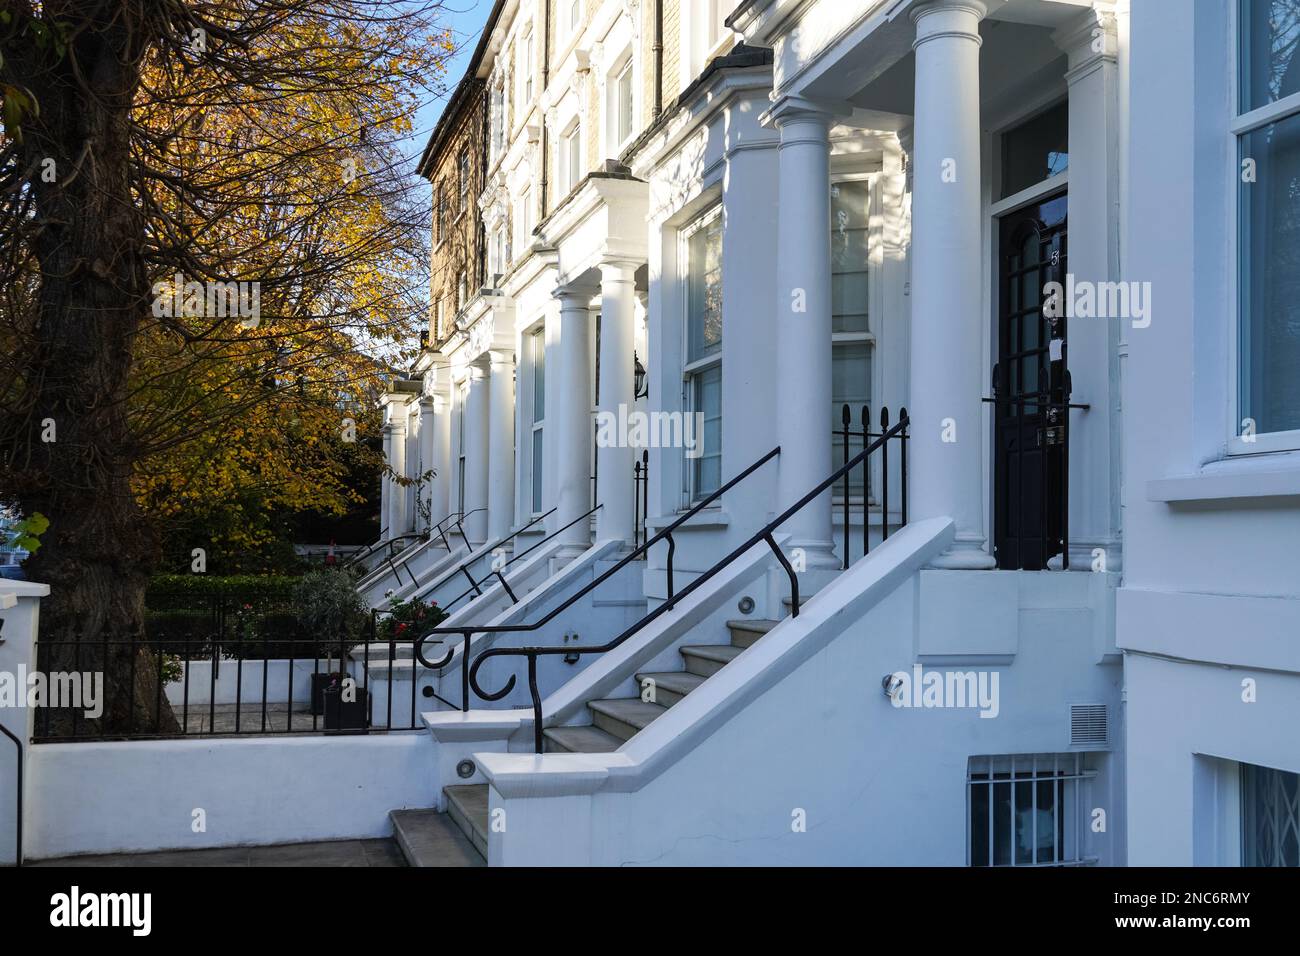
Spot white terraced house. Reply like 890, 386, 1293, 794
6, 0, 1296, 870
357, 0, 1300, 867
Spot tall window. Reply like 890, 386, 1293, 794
530, 328, 546, 514
1236, 0, 1300, 450
458, 149, 470, 213
457, 271, 467, 312
615, 58, 634, 147
456, 386, 467, 515
563, 123, 582, 194
493, 224, 506, 278
522, 28, 534, 104
435, 184, 445, 244
831, 178, 873, 495
1242, 762, 1299, 866
968, 754, 1091, 867
491, 84, 505, 157
684, 209, 723, 501
516, 187, 532, 254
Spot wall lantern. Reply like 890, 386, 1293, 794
634, 351, 648, 400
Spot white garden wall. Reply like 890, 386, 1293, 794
24, 733, 435, 860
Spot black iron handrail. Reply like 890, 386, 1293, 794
431, 503, 608, 615
368, 509, 488, 592
469, 413, 908, 752
348, 531, 427, 575
1, 723, 20, 867
412, 446, 782, 712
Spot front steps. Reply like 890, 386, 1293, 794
401, 618, 783, 864
542, 618, 778, 754
388, 784, 489, 866
389, 809, 483, 867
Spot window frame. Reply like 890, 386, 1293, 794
680, 205, 725, 506
830, 173, 878, 502
562, 122, 582, 195
528, 325, 546, 516
611, 54, 635, 153
966, 753, 1097, 868
1228, 0, 1300, 455
521, 27, 535, 105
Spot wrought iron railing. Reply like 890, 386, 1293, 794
465, 413, 908, 752
413, 446, 782, 714
428, 503, 605, 615
633, 449, 650, 550
837, 404, 908, 569
30, 629, 435, 741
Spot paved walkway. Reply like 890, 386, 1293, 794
31, 838, 406, 867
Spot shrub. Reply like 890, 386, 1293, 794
375, 594, 449, 643
293, 569, 368, 668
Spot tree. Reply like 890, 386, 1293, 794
0, 1, 452, 734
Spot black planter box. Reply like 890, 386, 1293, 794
321, 683, 369, 731
310, 672, 347, 715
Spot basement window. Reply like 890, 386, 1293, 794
968, 753, 1096, 867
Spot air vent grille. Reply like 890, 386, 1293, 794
1070, 703, 1108, 747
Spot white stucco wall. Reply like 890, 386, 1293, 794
1120, 0, 1300, 864
25, 733, 436, 860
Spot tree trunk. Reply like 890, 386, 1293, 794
16, 17, 179, 737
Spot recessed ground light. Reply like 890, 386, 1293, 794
456, 759, 476, 779
737, 596, 755, 614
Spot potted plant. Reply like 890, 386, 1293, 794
375, 594, 449, 644
293, 569, 367, 715
320, 672, 369, 731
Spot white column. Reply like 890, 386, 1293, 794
487, 349, 517, 541
1053, 7, 1122, 571
908, 0, 995, 569
552, 286, 595, 554
597, 260, 638, 544
384, 418, 407, 538
772, 97, 837, 567
380, 418, 394, 538
430, 391, 451, 534
462, 361, 490, 543
417, 396, 438, 533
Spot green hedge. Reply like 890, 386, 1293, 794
146, 574, 300, 605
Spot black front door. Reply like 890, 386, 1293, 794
993, 193, 1068, 571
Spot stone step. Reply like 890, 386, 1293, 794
443, 784, 489, 860
587, 697, 669, 742
389, 808, 484, 867
633, 670, 705, 707
726, 618, 778, 649
680, 643, 743, 677
543, 724, 624, 753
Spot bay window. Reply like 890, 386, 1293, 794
830, 177, 874, 495
683, 208, 723, 502
530, 327, 546, 515
1235, 0, 1300, 451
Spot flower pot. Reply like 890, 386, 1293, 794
311, 671, 347, 715
322, 683, 369, 731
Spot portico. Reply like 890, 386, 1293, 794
734, 0, 1122, 572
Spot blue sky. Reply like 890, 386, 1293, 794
399, 0, 495, 184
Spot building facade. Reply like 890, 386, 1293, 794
371, 0, 1299, 867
